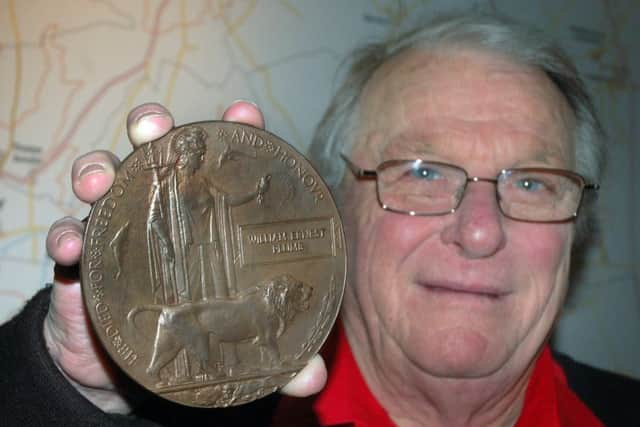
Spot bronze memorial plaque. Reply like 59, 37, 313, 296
81, 121, 346, 407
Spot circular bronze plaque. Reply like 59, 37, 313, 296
81, 121, 346, 407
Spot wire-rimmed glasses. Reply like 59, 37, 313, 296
341, 155, 599, 223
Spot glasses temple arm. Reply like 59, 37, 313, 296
340, 154, 377, 179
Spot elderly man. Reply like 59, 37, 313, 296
1, 11, 637, 427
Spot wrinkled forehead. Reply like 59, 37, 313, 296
353, 48, 576, 165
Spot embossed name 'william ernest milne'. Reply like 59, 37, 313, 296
239, 218, 336, 266
249, 227, 327, 254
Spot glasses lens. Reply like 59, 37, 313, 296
377, 160, 466, 215
498, 169, 583, 221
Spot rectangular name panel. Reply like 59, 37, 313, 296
238, 217, 336, 266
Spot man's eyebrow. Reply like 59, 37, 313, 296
527, 143, 572, 165
381, 130, 438, 151
381, 129, 572, 164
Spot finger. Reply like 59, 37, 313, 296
280, 354, 327, 397
222, 100, 265, 129
46, 217, 84, 267
71, 150, 120, 204
126, 102, 175, 147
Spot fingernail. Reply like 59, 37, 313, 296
128, 113, 174, 144
231, 99, 259, 109
77, 162, 105, 179
137, 113, 170, 130
56, 229, 81, 248
128, 102, 168, 125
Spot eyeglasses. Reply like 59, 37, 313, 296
341, 155, 599, 223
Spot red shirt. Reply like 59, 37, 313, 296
276, 323, 603, 427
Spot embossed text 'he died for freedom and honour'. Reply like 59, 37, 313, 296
85, 178, 141, 367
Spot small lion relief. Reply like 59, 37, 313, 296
127, 273, 313, 386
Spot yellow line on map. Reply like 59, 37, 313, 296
221, 2, 301, 143
278, 0, 302, 18
108, 2, 169, 151
1, 0, 23, 172
0, 224, 48, 240
223, 0, 257, 34
27, 176, 38, 260
164, 0, 194, 107
108, 74, 151, 152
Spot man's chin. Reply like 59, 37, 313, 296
406, 328, 510, 379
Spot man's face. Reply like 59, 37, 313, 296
341, 49, 576, 379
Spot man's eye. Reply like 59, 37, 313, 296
410, 165, 442, 180
515, 178, 545, 192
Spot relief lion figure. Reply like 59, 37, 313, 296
127, 273, 313, 379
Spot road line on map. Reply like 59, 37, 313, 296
1, 0, 23, 173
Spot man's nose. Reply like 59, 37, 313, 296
441, 182, 506, 258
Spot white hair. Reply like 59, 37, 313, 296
308, 11, 604, 240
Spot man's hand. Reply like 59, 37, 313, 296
44, 102, 327, 414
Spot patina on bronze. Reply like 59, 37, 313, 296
81, 121, 346, 407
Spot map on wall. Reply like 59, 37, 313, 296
1, 0, 638, 378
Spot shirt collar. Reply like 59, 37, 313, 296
516, 346, 602, 427
313, 322, 395, 427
